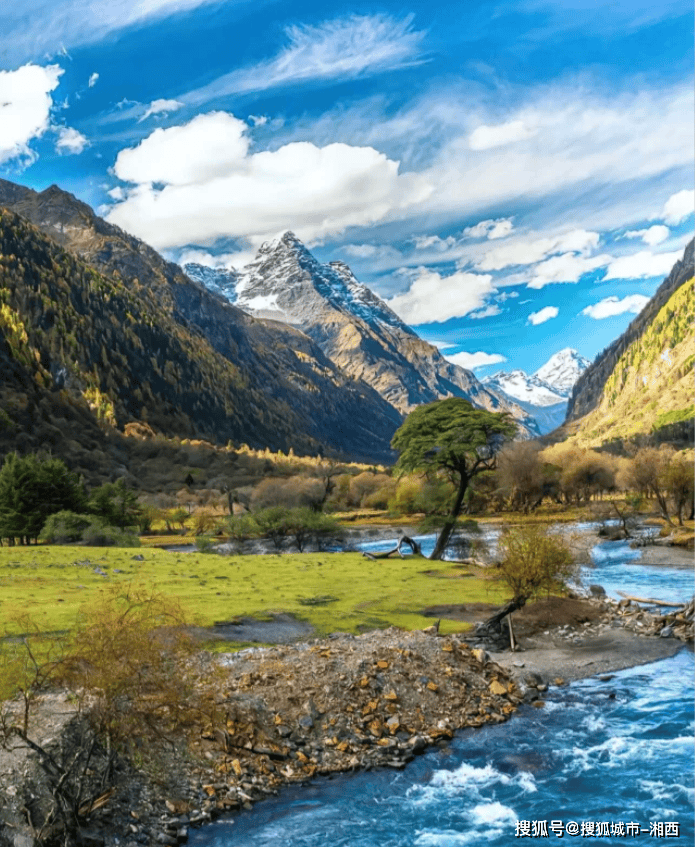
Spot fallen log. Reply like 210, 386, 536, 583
362, 535, 422, 560
617, 592, 683, 608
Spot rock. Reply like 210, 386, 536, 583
589, 584, 606, 597
489, 680, 508, 696
524, 672, 544, 688
472, 648, 489, 665
660, 625, 674, 638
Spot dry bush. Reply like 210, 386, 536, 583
541, 445, 616, 503
348, 472, 394, 507
191, 512, 218, 535
496, 525, 578, 604
250, 475, 325, 511
59, 587, 198, 754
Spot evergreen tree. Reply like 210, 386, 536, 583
391, 398, 516, 560
0, 453, 86, 544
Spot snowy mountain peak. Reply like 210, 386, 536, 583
483, 370, 566, 407
534, 348, 591, 395
184, 262, 239, 300
482, 348, 590, 433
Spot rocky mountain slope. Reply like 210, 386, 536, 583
567, 239, 694, 422
185, 234, 537, 436
483, 349, 590, 434
556, 240, 694, 447
0, 180, 403, 464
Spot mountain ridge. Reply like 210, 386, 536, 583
0, 179, 403, 463
567, 239, 694, 422
185, 234, 538, 436
482, 349, 590, 435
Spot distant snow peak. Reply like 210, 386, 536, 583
534, 347, 591, 395
483, 348, 590, 416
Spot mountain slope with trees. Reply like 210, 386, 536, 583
566, 239, 694, 423
0, 182, 402, 464
556, 240, 694, 448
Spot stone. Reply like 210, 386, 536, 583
472, 648, 489, 665
660, 625, 674, 637
589, 584, 606, 597
489, 680, 507, 696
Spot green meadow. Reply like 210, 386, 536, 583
0, 546, 509, 642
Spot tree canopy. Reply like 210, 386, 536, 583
391, 398, 516, 559
0, 453, 86, 544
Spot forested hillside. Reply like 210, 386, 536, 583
567, 239, 694, 422
554, 241, 694, 449
0, 184, 403, 465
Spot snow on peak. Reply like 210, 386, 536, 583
484, 348, 590, 408
534, 348, 591, 395
483, 370, 566, 407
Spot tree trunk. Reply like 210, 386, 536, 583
430, 475, 469, 560
478, 597, 527, 631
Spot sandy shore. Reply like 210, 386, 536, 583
491, 627, 686, 685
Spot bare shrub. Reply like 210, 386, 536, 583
251, 476, 325, 511
496, 525, 578, 605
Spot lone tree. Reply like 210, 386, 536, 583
391, 398, 516, 560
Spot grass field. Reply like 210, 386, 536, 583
0, 546, 509, 644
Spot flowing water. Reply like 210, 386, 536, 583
191, 530, 694, 847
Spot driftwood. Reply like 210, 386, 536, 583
617, 592, 684, 608
473, 597, 527, 651
362, 535, 422, 560
478, 598, 526, 631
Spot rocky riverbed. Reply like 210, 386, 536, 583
1, 590, 692, 847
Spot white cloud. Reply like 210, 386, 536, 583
527, 251, 611, 288
0, 63, 62, 165
581, 294, 650, 320
463, 218, 514, 240
478, 229, 600, 271
411, 233, 456, 251
54, 125, 88, 154
662, 189, 694, 225
603, 249, 682, 280
107, 111, 431, 248
139, 98, 184, 121
178, 247, 254, 269
469, 119, 536, 150
468, 304, 502, 319
248, 114, 268, 127
527, 306, 559, 325
88, 72, 99, 88
183, 14, 425, 103
1, 0, 229, 63
444, 351, 507, 370
416, 82, 693, 232
385, 268, 495, 324
624, 224, 670, 246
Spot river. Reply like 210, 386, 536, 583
191, 529, 694, 847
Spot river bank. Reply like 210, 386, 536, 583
1, 592, 691, 847
1, 520, 692, 847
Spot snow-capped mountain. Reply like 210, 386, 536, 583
483, 370, 566, 407
184, 263, 239, 301
184, 233, 538, 436
482, 349, 591, 434
535, 348, 592, 396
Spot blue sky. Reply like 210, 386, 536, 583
0, 0, 692, 375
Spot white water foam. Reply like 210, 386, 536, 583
569, 734, 694, 772
407, 761, 536, 807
